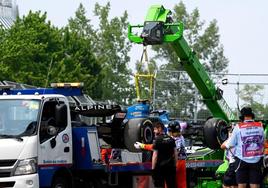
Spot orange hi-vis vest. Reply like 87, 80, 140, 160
264, 139, 268, 155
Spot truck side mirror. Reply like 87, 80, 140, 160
55, 103, 67, 127
47, 126, 57, 136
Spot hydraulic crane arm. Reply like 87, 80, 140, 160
128, 5, 236, 123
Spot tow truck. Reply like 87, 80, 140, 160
0, 81, 158, 188
128, 4, 239, 187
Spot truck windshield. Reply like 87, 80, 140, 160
0, 99, 40, 137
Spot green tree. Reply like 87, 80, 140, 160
0, 3, 135, 105
0, 11, 62, 86
90, 2, 135, 105
48, 27, 102, 98
56, 4, 103, 98
152, 2, 229, 119
0, 7, 103, 99
239, 84, 268, 119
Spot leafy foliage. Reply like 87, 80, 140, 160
59, 4, 103, 98
0, 3, 134, 104
90, 2, 135, 104
239, 84, 268, 119
0, 11, 62, 86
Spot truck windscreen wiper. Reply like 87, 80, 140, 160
0, 134, 23, 142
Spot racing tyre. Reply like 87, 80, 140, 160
203, 118, 228, 149
124, 118, 154, 152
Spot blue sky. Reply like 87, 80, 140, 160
16, 0, 268, 74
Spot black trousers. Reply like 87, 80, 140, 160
235, 158, 262, 184
152, 166, 176, 188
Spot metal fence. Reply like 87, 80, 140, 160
152, 70, 268, 122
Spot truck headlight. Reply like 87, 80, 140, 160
14, 158, 37, 176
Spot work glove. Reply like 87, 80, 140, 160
263, 155, 268, 168
134, 142, 145, 149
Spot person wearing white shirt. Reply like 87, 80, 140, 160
222, 107, 264, 188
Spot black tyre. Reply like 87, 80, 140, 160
52, 177, 70, 188
203, 118, 228, 149
124, 118, 154, 152
86, 179, 105, 188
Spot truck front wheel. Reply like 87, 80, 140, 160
52, 177, 70, 188
86, 179, 104, 188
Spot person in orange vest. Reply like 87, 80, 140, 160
100, 147, 112, 164
167, 121, 187, 188
264, 140, 268, 158
221, 107, 264, 188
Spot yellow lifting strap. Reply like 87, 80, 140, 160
135, 46, 155, 102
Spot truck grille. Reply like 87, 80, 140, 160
0, 160, 16, 167
0, 160, 17, 178
0, 181, 15, 187
0, 172, 11, 177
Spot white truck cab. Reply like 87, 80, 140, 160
0, 93, 72, 188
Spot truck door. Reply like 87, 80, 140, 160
38, 98, 72, 185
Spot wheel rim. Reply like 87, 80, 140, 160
55, 183, 65, 188
143, 125, 153, 143
216, 119, 228, 144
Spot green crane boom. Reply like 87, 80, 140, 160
128, 5, 240, 151
128, 5, 236, 123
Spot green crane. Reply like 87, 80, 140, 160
128, 5, 240, 187
128, 5, 237, 149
